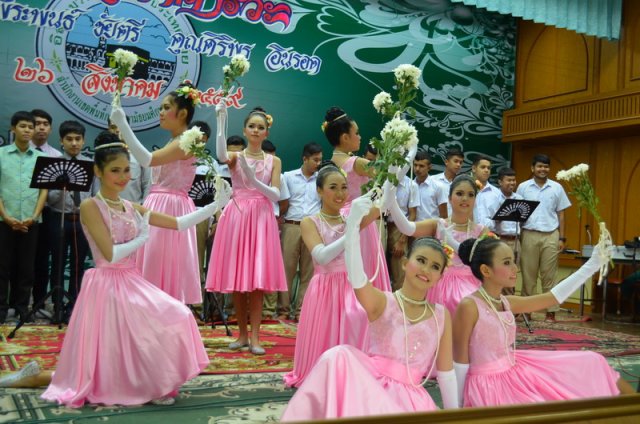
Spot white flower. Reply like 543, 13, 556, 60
380, 117, 418, 149
222, 65, 231, 74
113, 49, 138, 75
178, 126, 204, 153
393, 64, 421, 89
373, 91, 392, 113
559, 163, 590, 181
556, 169, 569, 181
230, 54, 250, 76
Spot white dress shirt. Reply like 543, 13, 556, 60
388, 176, 419, 222
281, 168, 320, 221
490, 190, 523, 235
474, 183, 502, 228
516, 178, 571, 232
415, 176, 445, 221
432, 172, 454, 216
29, 140, 62, 158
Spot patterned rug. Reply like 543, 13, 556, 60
0, 323, 295, 375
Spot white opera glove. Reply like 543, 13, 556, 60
215, 101, 229, 163
453, 362, 469, 408
438, 220, 460, 251
345, 195, 374, 289
551, 245, 612, 303
109, 105, 152, 167
176, 200, 219, 231
311, 236, 346, 265
382, 180, 416, 236
238, 154, 280, 202
213, 177, 233, 210
437, 369, 459, 409
111, 211, 150, 263
394, 143, 418, 181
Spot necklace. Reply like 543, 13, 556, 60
332, 150, 351, 157
319, 210, 342, 220
395, 289, 428, 306
477, 287, 516, 366
317, 211, 345, 234
394, 292, 439, 388
244, 148, 264, 158
478, 286, 503, 305
447, 217, 471, 239
97, 191, 123, 208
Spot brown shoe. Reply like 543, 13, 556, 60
545, 312, 556, 323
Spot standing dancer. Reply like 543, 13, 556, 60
384, 175, 485, 316
205, 104, 286, 355
453, 238, 634, 407
322, 106, 391, 292
36, 133, 227, 407
284, 164, 378, 387
110, 82, 202, 304
281, 195, 457, 420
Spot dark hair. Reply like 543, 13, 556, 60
31, 109, 52, 125
459, 237, 504, 281
407, 237, 449, 272
59, 120, 85, 138
11, 111, 35, 127
414, 150, 431, 162
227, 135, 246, 148
445, 148, 464, 160
93, 130, 129, 170
366, 144, 378, 155
302, 142, 323, 158
168, 81, 197, 124
498, 167, 516, 180
190, 120, 211, 139
323, 106, 354, 147
244, 106, 270, 128
472, 154, 491, 167
316, 160, 345, 189
262, 139, 276, 153
532, 153, 550, 166
449, 174, 478, 198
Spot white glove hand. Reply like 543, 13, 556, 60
177, 201, 219, 231
214, 177, 232, 210
109, 105, 152, 167
215, 100, 229, 163
311, 236, 346, 265
454, 362, 469, 408
551, 245, 612, 303
344, 194, 372, 289
438, 220, 460, 251
383, 182, 416, 236
437, 369, 459, 409
110, 211, 150, 263
347, 194, 374, 228
238, 154, 281, 202
381, 180, 397, 216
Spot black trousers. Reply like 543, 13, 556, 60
48, 211, 89, 308
32, 207, 53, 307
0, 221, 39, 314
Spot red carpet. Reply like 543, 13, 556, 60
0, 322, 295, 374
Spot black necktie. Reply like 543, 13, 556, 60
70, 157, 81, 207
35, 146, 43, 152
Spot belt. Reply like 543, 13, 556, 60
284, 219, 300, 225
498, 234, 518, 241
65, 213, 80, 222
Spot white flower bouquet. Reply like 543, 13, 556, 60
222, 54, 250, 97
556, 163, 613, 283
111, 48, 138, 107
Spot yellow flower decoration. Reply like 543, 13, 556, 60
175, 85, 201, 107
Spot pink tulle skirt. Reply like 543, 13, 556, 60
205, 193, 286, 293
426, 265, 481, 316
283, 271, 369, 387
464, 350, 620, 407
41, 265, 209, 407
281, 345, 438, 421
136, 187, 201, 304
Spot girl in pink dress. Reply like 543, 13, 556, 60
453, 237, 635, 407
322, 107, 391, 292
205, 105, 286, 355
283, 164, 377, 387
110, 82, 202, 304
281, 196, 458, 421
35, 133, 222, 407
385, 175, 486, 316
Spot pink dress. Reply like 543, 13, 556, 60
426, 219, 484, 316
42, 199, 208, 408
205, 153, 286, 292
341, 156, 390, 292
283, 216, 369, 387
136, 157, 201, 304
463, 295, 620, 407
281, 292, 443, 421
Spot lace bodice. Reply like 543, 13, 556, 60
368, 292, 444, 373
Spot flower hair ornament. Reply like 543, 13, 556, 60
175, 84, 201, 107
253, 111, 273, 128
320, 113, 347, 133
469, 231, 500, 261
441, 242, 455, 266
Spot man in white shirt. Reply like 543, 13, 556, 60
29, 110, 61, 319
433, 148, 464, 218
414, 150, 446, 221
275, 142, 322, 320
491, 167, 523, 263
386, 175, 419, 290
472, 154, 502, 228
516, 154, 571, 322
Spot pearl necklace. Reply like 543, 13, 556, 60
244, 148, 264, 158
478, 286, 503, 305
477, 287, 516, 366
395, 289, 428, 306
318, 210, 345, 234
97, 191, 123, 208
395, 292, 439, 388
448, 217, 472, 238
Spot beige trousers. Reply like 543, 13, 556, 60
520, 229, 560, 312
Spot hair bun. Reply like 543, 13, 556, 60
458, 238, 476, 266
324, 106, 346, 123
